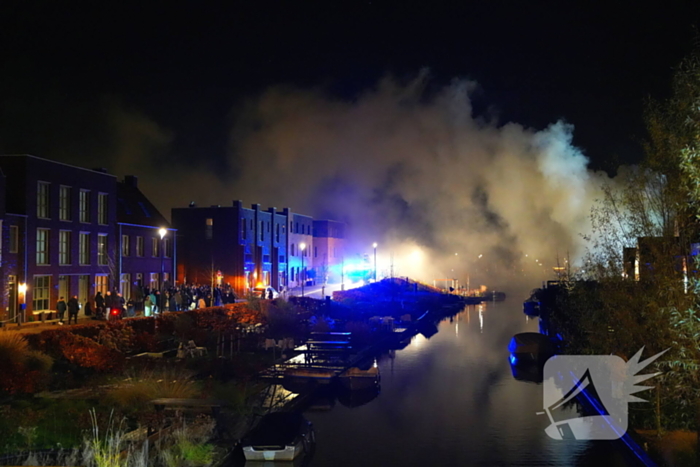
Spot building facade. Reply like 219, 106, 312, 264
172, 201, 345, 296
117, 175, 176, 301
312, 219, 346, 284
287, 212, 313, 290
0, 155, 174, 323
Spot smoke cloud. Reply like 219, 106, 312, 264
224, 71, 608, 288
0, 71, 609, 289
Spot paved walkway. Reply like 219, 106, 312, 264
1, 315, 100, 334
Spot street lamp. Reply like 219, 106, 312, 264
300, 242, 306, 297
341, 255, 345, 291
373, 242, 378, 281
159, 228, 167, 313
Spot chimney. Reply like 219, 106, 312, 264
233, 200, 243, 209
124, 175, 138, 188
93, 167, 109, 174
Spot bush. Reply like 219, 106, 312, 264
24, 350, 54, 373
0, 332, 30, 366
160, 416, 216, 467
0, 333, 53, 395
106, 368, 201, 412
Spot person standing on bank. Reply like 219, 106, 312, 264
56, 296, 67, 325
67, 295, 80, 325
95, 291, 105, 319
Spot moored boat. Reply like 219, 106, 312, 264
338, 366, 380, 390
508, 332, 555, 364
241, 412, 315, 462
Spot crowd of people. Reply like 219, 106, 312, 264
58, 283, 241, 322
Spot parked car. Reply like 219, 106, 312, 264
240, 412, 314, 462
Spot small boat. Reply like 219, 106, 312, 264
508, 332, 555, 364
338, 366, 380, 390
241, 412, 315, 462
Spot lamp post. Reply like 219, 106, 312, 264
373, 242, 378, 282
159, 228, 167, 313
300, 242, 306, 297
18, 283, 27, 325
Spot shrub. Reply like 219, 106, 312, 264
160, 416, 216, 467
24, 350, 54, 372
0, 332, 30, 366
106, 368, 200, 412
0, 333, 53, 394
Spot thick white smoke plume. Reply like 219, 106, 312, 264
225, 71, 608, 288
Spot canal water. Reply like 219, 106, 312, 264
301, 291, 649, 467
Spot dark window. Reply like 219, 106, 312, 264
206, 218, 213, 240
98, 193, 108, 224
79, 190, 90, 223
9, 226, 18, 253
279, 255, 286, 263
263, 255, 270, 263
37, 182, 50, 218
244, 254, 253, 263
138, 201, 151, 217
59, 186, 71, 221
118, 198, 132, 215
98, 235, 108, 265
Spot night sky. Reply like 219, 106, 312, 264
2, 1, 700, 282
3, 1, 698, 172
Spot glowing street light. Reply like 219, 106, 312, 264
300, 242, 306, 297
373, 242, 378, 281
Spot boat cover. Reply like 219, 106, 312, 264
508, 332, 554, 355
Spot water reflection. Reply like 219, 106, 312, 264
300, 291, 646, 466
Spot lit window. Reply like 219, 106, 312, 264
33, 276, 51, 311
122, 235, 130, 256
59, 230, 71, 265
95, 275, 108, 296
36, 229, 50, 265
136, 236, 144, 257
152, 237, 159, 257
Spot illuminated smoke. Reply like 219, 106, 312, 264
224, 71, 607, 288
4, 73, 608, 289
